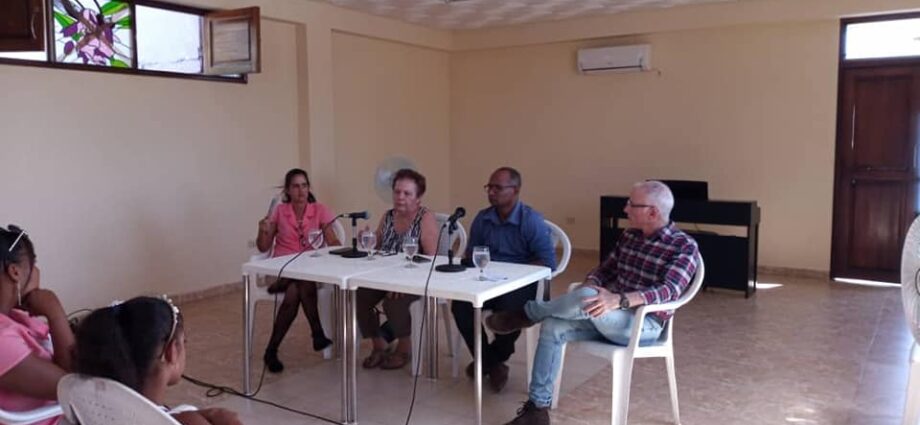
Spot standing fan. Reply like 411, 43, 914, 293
374, 156, 417, 203
900, 216, 920, 425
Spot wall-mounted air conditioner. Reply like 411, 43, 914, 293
577, 44, 651, 74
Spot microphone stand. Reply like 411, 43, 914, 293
339, 215, 369, 258
435, 220, 465, 273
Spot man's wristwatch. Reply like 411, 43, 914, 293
619, 294, 631, 310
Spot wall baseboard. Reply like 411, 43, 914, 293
170, 281, 241, 305
757, 266, 829, 280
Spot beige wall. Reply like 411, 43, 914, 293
331, 32, 452, 224
450, 20, 840, 271
0, 20, 301, 309
3, 0, 912, 311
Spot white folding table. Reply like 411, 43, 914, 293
348, 257, 552, 425
241, 248, 406, 425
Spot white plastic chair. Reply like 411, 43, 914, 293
246, 220, 347, 361
406, 212, 467, 376
539, 254, 704, 425
905, 342, 920, 425
449, 219, 570, 378
57, 374, 188, 425
0, 404, 62, 425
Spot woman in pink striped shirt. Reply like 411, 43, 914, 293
255, 169, 340, 373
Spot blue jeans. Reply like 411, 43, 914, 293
523, 287, 664, 408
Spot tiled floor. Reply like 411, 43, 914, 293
165, 253, 914, 425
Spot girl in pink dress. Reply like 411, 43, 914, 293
0, 225, 76, 425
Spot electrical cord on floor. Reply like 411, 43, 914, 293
180, 219, 343, 425
181, 374, 340, 425
404, 222, 446, 425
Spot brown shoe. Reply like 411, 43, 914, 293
380, 351, 409, 370
486, 310, 534, 335
489, 362, 510, 393
362, 349, 387, 369
504, 400, 549, 425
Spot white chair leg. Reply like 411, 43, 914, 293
665, 353, 681, 425
441, 301, 454, 356
317, 284, 334, 360
525, 325, 540, 389
451, 317, 463, 378
410, 300, 424, 377
904, 343, 920, 425
550, 343, 567, 409
247, 295, 257, 360
611, 352, 633, 425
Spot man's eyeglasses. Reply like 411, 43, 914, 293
483, 184, 517, 192
625, 200, 655, 209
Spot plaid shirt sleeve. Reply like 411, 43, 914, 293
636, 241, 698, 305
584, 234, 623, 287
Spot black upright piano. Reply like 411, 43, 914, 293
600, 192, 761, 297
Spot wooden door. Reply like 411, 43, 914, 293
0, 0, 44, 51
831, 65, 920, 282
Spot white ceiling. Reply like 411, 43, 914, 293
319, 0, 741, 30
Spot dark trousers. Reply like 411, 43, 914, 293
355, 288, 419, 339
451, 282, 538, 370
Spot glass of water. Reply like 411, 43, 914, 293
403, 236, 419, 268
308, 228, 324, 257
360, 230, 377, 260
472, 246, 490, 281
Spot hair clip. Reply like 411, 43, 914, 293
8, 229, 26, 254
159, 295, 180, 344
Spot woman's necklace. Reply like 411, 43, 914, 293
294, 204, 307, 248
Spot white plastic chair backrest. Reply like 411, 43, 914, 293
57, 374, 182, 425
666, 252, 705, 311
0, 404, 62, 425
543, 219, 571, 279
434, 213, 467, 257
632, 252, 705, 348
330, 220, 346, 246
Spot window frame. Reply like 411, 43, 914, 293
0, 0, 247, 84
840, 12, 920, 69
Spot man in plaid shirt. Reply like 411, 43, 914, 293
488, 180, 699, 425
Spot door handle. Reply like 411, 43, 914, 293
30, 12, 37, 39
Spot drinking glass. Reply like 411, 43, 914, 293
360, 230, 377, 260
403, 236, 419, 268
308, 228, 324, 257
472, 246, 490, 281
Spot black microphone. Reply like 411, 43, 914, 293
342, 211, 371, 220
447, 207, 465, 224
334, 211, 372, 258
436, 207, 467, 273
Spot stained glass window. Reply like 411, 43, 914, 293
51, 0, 133, 68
